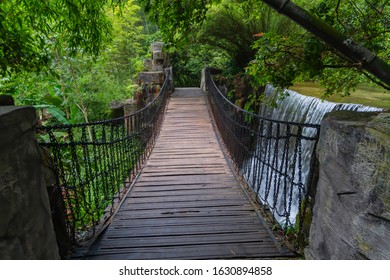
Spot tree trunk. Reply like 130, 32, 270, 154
261, 0, 390, 86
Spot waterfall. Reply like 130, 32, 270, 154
243, 85, 383, 227
260, 85, 383, 123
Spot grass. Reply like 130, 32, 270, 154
290, 82, 390, 110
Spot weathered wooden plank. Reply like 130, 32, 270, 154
117, 208, 255, 218
121, 195, 249, 204
133, 179, 238, 187
148, 156, 224, 161
129, 188, 238, 195
85, 243, 285, 259
117, 207, 255, 218
151, 149, 220, 155
113, 210, 258, 220
129, 183, 238, 190
135, 175, 237, 183
141, 169, 229, 176
146, 159, 228, 165
129, 188, 243, 196
134, 178, 239, 185
144, 163, 226, 168
94, 232, 276, 248
128, 191, 244, 200
141, 170, 230, 176
105, 224, 269, 237
110, 216, 262, 227
133, 181, 240, 188
120, 199, 252, 210
80, 88, 291, 260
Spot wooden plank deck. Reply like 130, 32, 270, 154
82, 88, 292, 259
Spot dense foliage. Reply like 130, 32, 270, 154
197, 1, 295, 72
1, 0, 389, 117
248, 0, 390, 95
1, 0, 159, 123
0, 0, 128, 73
141, 0, 390, 95
139, 0, 214, 45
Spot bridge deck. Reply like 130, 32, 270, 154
82, 88, 291, 259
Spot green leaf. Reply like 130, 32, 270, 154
33, 104, 70, 125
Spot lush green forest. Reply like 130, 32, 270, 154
1, 0, 389, 124
1, 0, 160, 124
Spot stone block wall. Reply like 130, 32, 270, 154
0, 106, 59, 259
137, 71, 165, 85
306, 111, 390, 259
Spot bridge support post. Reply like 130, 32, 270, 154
0, 106, 60, 259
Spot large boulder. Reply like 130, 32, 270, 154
0, 106, 59, 259
306, 111, 390, 259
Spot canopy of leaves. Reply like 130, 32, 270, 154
0, 0, 126, 73
198, 1, 296, 72
247, 0, 390, 95
139, 0, 215, 47
1, 0, 152, 124
140, 0, 390, 95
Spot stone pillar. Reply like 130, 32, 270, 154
136, 42, 166, 110
123, 99, 137, 132
0, 106, 59, 259
152, 42, 164, 71
306, 111, 390, 259
109, 100, 124, 119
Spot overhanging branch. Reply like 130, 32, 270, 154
261, 0, 390, 87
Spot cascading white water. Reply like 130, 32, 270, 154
244, 85, 383, 227
260, 85, 382, 123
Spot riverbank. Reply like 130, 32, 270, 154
290, 82, 390, 110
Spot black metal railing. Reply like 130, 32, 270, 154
37, 67, 172, 254
205, 68, 320, 244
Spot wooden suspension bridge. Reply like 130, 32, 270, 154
77, 88, 292, 259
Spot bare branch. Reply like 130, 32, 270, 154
364, 0, 385, 15
333, 0, 347, 31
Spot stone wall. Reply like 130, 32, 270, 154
0, 106, 59, 259
306, 111, 390, 259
